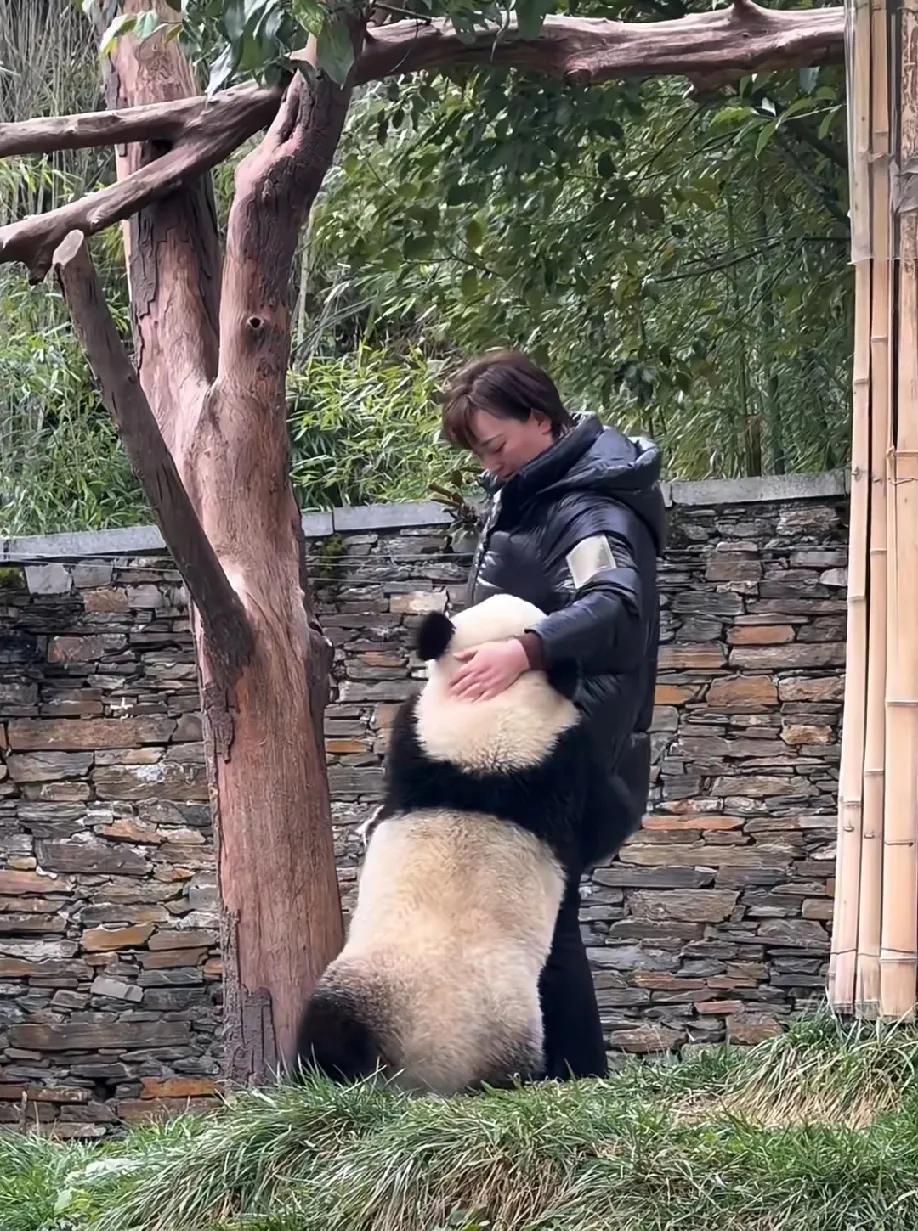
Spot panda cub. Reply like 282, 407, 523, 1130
296, 592, 627, 1095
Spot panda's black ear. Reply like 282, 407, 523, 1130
546, 659, 579, 700
416, 611, 455, 661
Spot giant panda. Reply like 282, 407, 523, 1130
295, 592, 633, 1095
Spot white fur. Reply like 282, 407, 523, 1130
416, 594, 579, 772
306, 594, 579, 1095
344, 809, 565, 1094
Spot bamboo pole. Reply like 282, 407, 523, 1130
854, 0, 892, 1016
830, 0, 873, 1012
879, 0, 918, 1020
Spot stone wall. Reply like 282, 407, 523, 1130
0, 472, 849, 1136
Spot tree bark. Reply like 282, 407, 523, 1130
0, 85, 277, 282
0, 1, 847, 289
50, 229, 253, 682
0, 2, 845, 181
75, 4, 351, 1083
0, 83, 277, 157
91, 0, 221, 464
188, 58, 359, 1080
350, 0, 844, 86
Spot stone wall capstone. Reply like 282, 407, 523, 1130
0, 472, 849, 1135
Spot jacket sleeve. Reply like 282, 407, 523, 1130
527, 502, 653, 674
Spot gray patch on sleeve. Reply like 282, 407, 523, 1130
565, 535, 617, 589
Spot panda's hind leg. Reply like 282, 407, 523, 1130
295, 961, 399, 1085
295, 984, 382, 1083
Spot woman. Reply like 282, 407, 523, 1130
441, 349, 666, 1080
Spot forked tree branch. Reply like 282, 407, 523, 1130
51, 229, 254, 680
198, 36, 362, 521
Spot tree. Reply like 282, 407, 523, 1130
0, 0, 845, 1083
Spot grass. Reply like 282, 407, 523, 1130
4, 1013, 918, 1231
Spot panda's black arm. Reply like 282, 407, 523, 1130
377, 696, 424, 816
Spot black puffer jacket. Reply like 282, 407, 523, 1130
467, 412, 667, 866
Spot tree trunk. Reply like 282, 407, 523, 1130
90, 2, 349, 1082
192, 65, 356, 1080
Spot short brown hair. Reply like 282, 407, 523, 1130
441, 350, 572, 451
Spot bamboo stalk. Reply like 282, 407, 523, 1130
855, 0, 892, 1016
879, 0, 918, 1020
830, 0, 874, 1012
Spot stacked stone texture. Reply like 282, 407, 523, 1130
0, 479, 848, 1134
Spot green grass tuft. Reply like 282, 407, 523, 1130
5, 1013, 918, 1231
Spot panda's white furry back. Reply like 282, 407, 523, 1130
296, 593, 633, 1094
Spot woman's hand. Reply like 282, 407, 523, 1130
448, 639, 530, 701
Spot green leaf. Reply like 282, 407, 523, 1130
134, 11, 165, 40
754, 118, 778, 157
461, 270, 478, 298
515, 0, 552, 39
404, 232, 436, 259
819, 106, 842, 139
316, 18, 355, 86
54, 1189, 74, 1216
446, 181, 480, 205
466, 217, 484, 250
708, 106, 751, 133
98, 12, 139, 56
206, 42, 238, 95
382, 247, 402, 272
798, 66, 820, 94
289, 0, 324, 32
779, 96, 821, 124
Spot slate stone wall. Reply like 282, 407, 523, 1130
0, 472, 849, 1135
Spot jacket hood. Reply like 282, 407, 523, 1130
480, 412, 667, 554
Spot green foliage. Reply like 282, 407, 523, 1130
288, 344, 476, 509
0, 1128, 99, 1231
0, 270, 148, 536
0, 2, 147, 536
6, 1014, 918, 1231
88, 0, 560, 91
307, 62, 852, 479
1, 0, 856, 536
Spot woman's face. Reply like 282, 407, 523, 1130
468, 408, 554, 480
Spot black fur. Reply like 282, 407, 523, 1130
296, 639, 637, 1092
416, 611, 455, 661
296, 984, 383, 1082
379, 692, 638, 876
415, 607, 581, 704
380, 697, 587, 872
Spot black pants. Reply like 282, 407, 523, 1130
538, 878, 608, 1080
